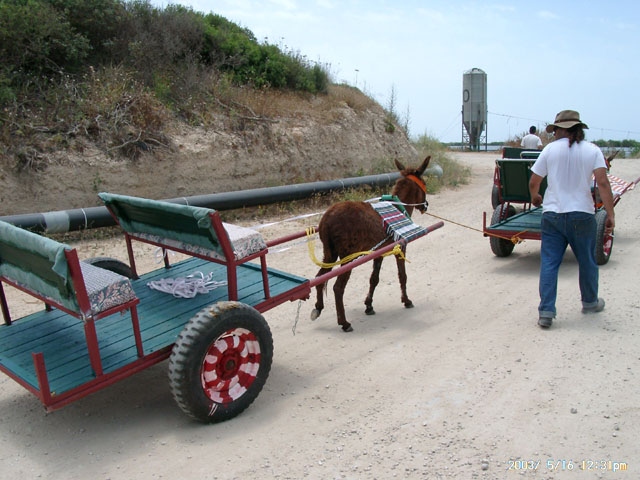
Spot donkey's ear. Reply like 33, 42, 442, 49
394, 159, 406, 171
417, 156, 431, 175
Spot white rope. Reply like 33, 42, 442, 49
154, 247, 177, 264
292, 300, 302, 335
250, 211, 322, 230
147, 271, 227, 298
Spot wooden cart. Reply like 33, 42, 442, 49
0, 193, 443, 423
483, 155, 639, 264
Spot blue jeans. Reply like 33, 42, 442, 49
538, 211, 599, 318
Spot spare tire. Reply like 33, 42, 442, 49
594, 209, 613, 265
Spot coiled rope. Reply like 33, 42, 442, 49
147, 271, 227, 298
305, 227, 406, 268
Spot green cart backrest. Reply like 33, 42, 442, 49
496, 159, 547, 203
520, 151, 540, 159
502, 147, 540, 160
0, 220, 78, 312
98, 192, 226, 257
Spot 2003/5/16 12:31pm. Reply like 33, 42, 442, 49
507, 459, 628, 472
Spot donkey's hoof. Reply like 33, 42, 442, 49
341, 324, 353, 332
364, 306, 376, 316
310, 309, 321, 321
404, 300, 414, 309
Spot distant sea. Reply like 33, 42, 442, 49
449, 145, 635, 155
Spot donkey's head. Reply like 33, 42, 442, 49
605, 150, 619, 169
392, 156, 431, 216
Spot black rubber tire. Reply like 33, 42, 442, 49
84, 256, 134, 278
168, 301, 273, 423
489, 204, 517, 257
491, 184, 500, 209
595, 209, 613, 265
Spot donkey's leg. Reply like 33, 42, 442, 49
395, 254, 414, 308
333, 270, 353, 332
364, 257, 383, 315
310, 266, 332, 320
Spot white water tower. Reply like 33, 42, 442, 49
461, 68, 487, 150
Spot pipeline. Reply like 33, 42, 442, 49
1, 166, 443, 234
0, 172, 395, 233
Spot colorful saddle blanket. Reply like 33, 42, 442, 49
371, 201, 428, 243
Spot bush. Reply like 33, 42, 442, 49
200, 14, 329, 93
0, 0, 330, 103
413, 133, 471, 192
48, 0, 130, 63
0, 0, 90, 81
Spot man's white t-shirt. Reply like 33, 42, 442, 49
521, 134, 542, 149
531, 138, 606, 214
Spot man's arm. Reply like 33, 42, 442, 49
594, 167, 615, 233
529, 172, 544, 207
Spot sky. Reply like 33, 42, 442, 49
150, 0, 640, 144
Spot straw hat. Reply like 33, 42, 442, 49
545, 110, 589, 133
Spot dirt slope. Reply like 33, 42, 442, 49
0, 91, 418, 216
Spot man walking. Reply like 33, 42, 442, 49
529, 110, 615, 329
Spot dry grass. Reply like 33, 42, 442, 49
225, 83, 378, 121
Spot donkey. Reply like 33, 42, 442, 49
310, 156, 431, 332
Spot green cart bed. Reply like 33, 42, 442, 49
484, 157, 638, 264
0, 257, 306, 407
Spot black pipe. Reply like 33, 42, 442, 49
1, 172, 401, 233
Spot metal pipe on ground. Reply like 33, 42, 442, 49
1, 172, 404, 234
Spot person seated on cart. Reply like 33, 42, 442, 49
528, 110, 615, 329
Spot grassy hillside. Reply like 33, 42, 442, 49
0, 0, 332, 167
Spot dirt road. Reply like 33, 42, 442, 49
1, 152, 638, 479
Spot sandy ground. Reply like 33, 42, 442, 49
1, 152, 639, 479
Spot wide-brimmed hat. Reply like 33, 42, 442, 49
545, 110, 589, 133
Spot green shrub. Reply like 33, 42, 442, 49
0, 0, 90, 80
413, 133, 471, 192
48, 0, 130, 63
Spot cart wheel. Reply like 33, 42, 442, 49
168, 301, 273, 423
595, 209, 613, 265
84, 256, 134, 278
489, 204, 517, 257
491, 185, 500, 209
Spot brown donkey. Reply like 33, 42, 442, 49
310, 156, 431, 332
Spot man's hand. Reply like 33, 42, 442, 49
605, 215, 615, 235
531, 193, 543, 207
594, 167, 616, 234
529, 172, 544, 208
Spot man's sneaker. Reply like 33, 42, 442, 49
538, 316, 553, 328
582, 298, 605, 314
